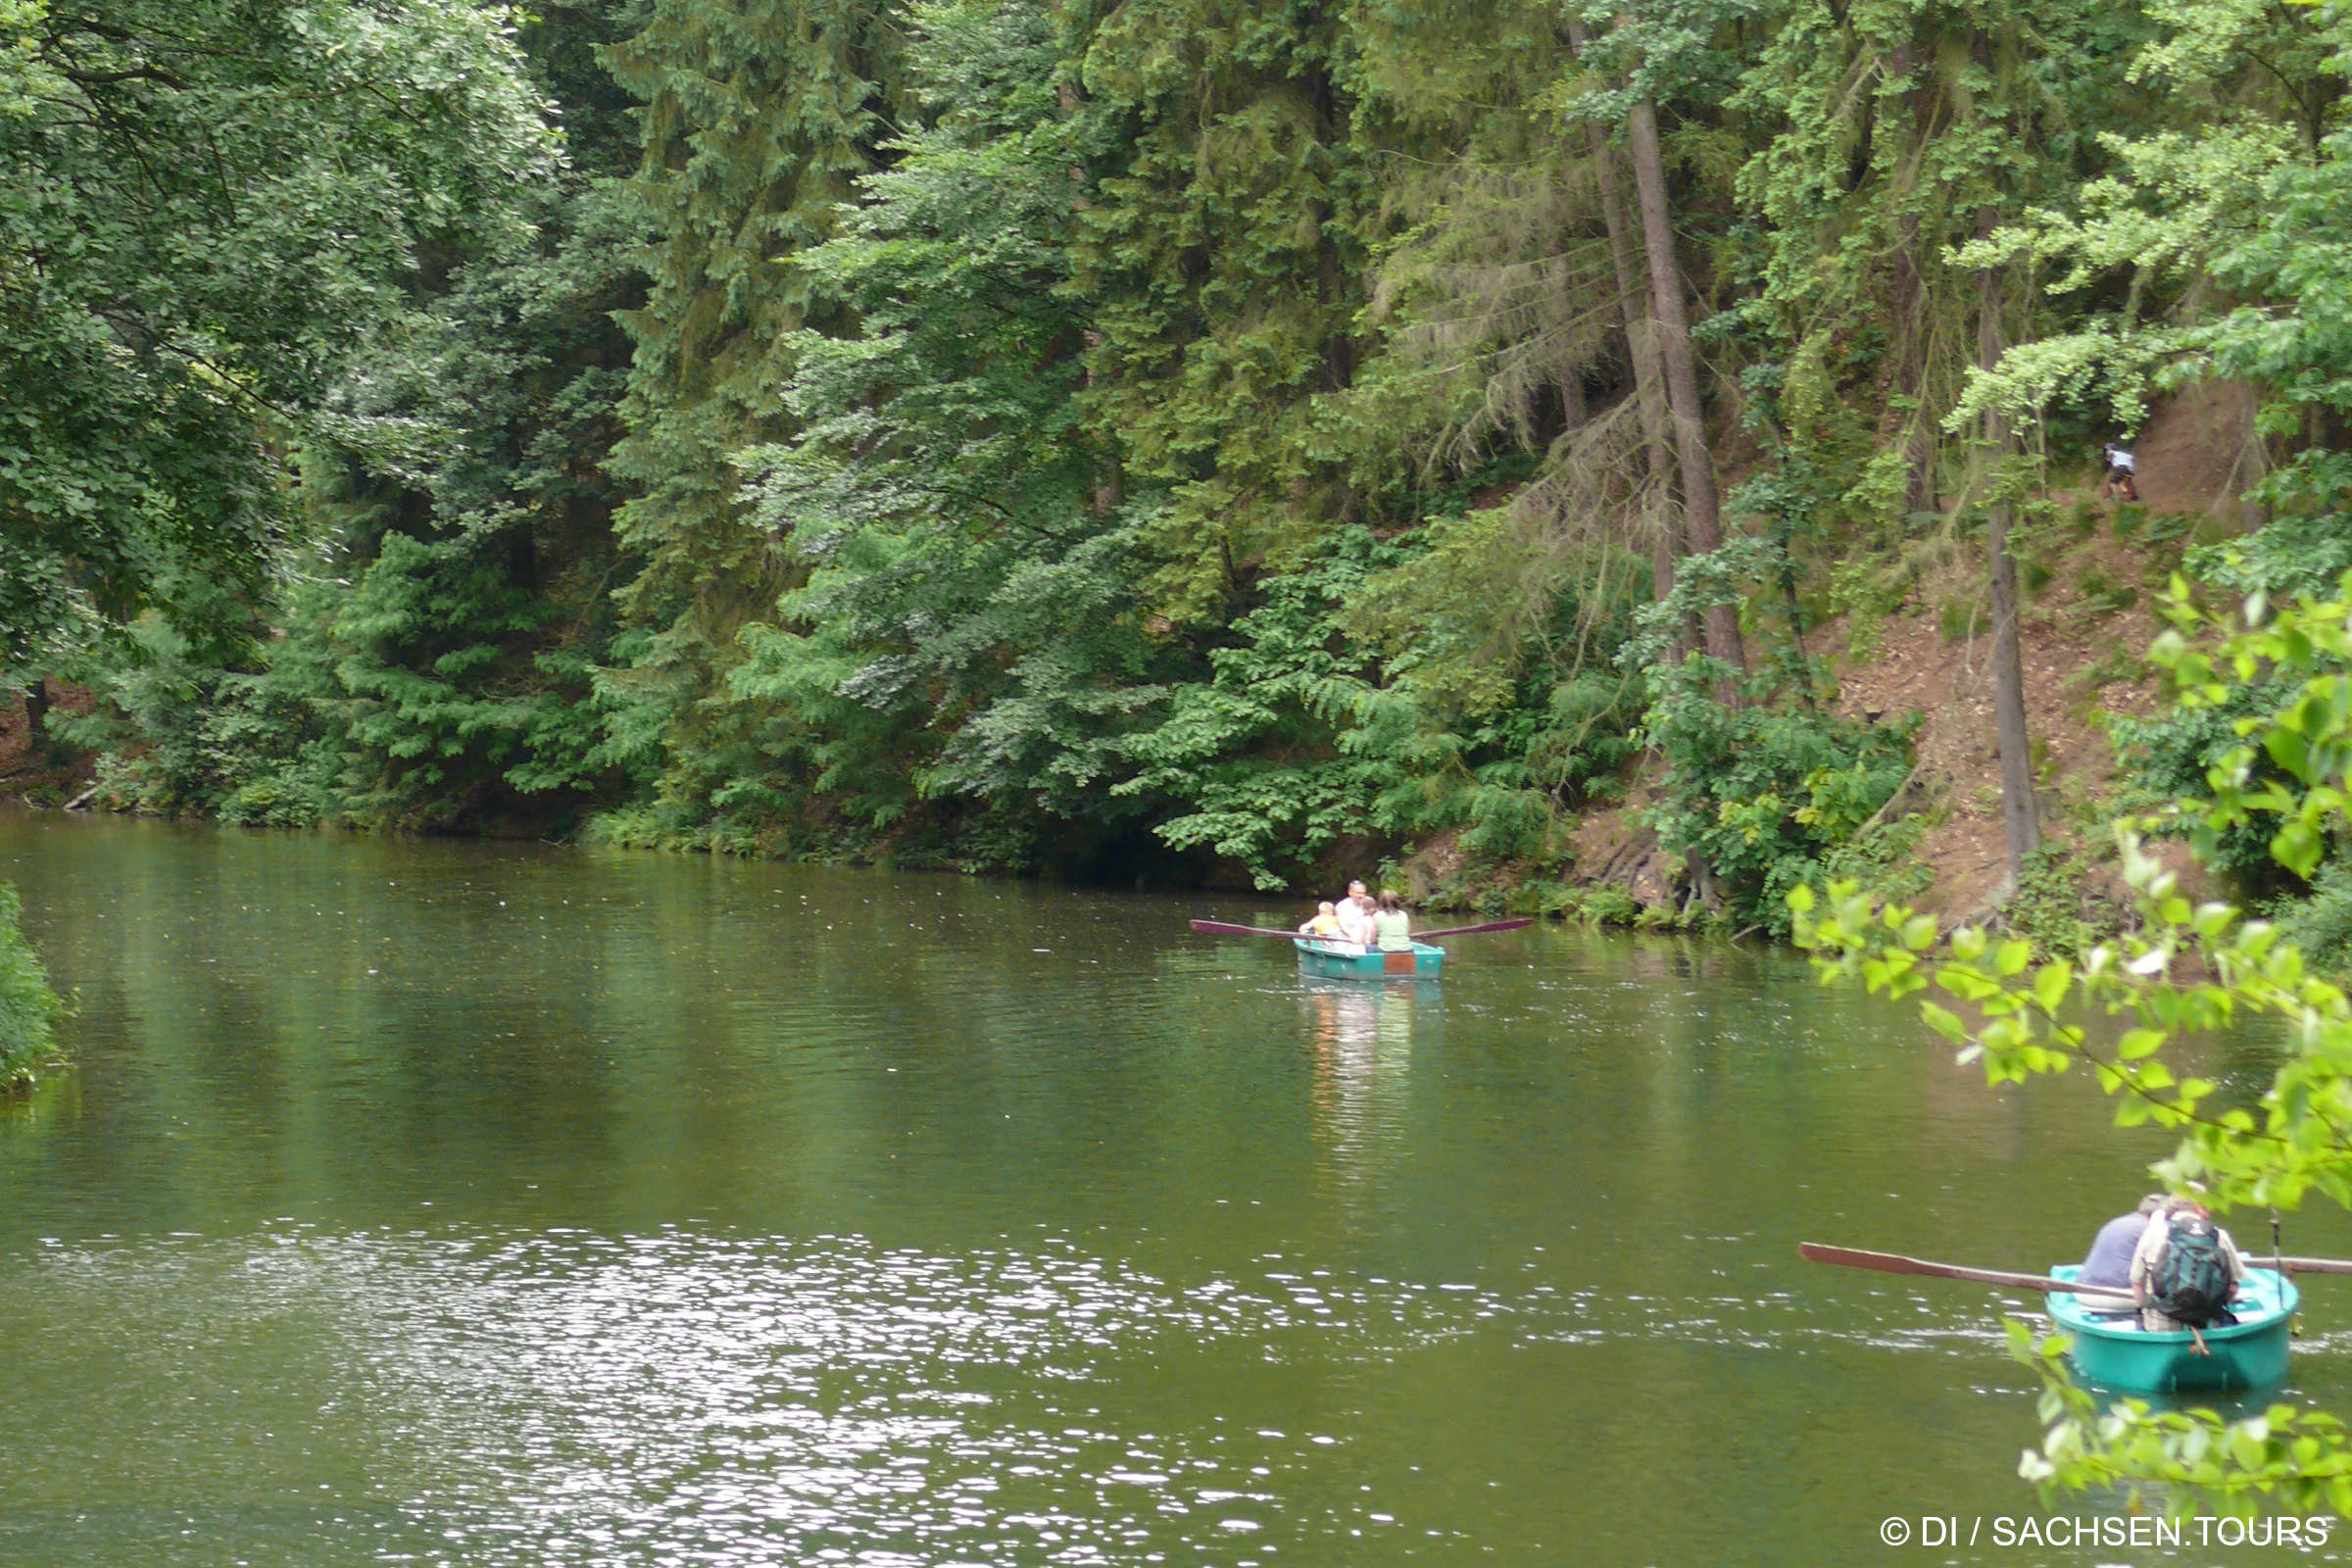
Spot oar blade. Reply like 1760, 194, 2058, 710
1413, 918, 1537, 940
1799, 1242, 2132, 1299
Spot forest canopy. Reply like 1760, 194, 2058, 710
8, 0, 2352, 943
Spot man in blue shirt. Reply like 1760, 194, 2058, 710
2079, 1194, 2165, 1294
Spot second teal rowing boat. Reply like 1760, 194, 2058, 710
2044, 1263, 2298, 1394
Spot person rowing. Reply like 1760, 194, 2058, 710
2074, 1193, 2164, 1316
1335, 881, 1377, 948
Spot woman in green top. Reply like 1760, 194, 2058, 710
1371, 891, 1413, 953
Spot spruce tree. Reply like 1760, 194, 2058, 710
599, 0, 906, 807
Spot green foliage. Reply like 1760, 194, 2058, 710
1731, 0, 2142, 540
44, 0, 2352, 929
2001, 843, 2102, 961
1794, 574, 2352, 1513
2109, 662, 2306, 890
1116, 531, 1407, 889
0, 882, 65, 1084
597, 0, 906, 771
1628, 545, 1916, 933
62, 1, 647, 836
54, 605, 339, 822
1063, 0, 1371, 626
0, 0, 554, 666
1644, 685, 1917, 934
2272, 862, 2352, 978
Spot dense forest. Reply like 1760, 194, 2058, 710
7, 0, 2352, 940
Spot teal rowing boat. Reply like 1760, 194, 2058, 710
1294, 938, 1445, 979
2045, 1263, 2298, 1394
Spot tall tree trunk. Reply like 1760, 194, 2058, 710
1568, 18, 1692, 656
22, 678, 49, 759
1624, 83, 1745, 691
1977, 250, 2040, 894
1573, 18, 1723, 911
1582, 105, 1688, 647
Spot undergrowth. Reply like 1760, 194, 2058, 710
0, 884, 67, 1089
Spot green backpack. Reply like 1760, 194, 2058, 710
2149, 1214, 2235, 1327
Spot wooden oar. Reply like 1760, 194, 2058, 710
1188, 916, 1536, 940
1800, 1243, 2135, 1299
2274, 1255, 2352, 1275
1414, 918, 1536, 939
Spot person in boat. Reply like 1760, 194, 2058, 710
1371, 891, 1413, 953
2076, 1194, 2166, 1301
1298, 902, 1347, 940
2130, 1195, 2247, 1333
1335, 882, 1378, 948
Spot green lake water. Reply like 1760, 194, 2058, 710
4, 813, 2350, 1566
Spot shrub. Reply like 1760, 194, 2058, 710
2273, 862, 2352, 976
1642, 676, 1917, 936
2002, 843, 2101, 960
0, 884, 66, 1086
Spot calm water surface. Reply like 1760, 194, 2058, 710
3, 814, 2349, 1566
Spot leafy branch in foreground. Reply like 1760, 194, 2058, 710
1794, 576, 2352, 1516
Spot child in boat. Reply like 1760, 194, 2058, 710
1371, 891, 1413, 953
1298, 902, 1347, 940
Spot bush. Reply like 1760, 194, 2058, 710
2273, 862, 2352, 976
1641, 667, 1918, 936
1571, 885, 1642, 925
0, 884, 66, 1086
2002, 843, 2101, 960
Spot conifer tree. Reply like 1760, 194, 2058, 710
598, 0, 906, 792
1061, 0, 1370, 624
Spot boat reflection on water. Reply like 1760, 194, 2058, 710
1299, 978, 1441, 1191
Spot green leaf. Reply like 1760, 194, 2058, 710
2273, 820, 2324, 880
2032, 962, 2071, 1013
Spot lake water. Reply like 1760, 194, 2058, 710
2, 813, 2347, 1566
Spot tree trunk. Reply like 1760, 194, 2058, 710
1977, 252, 2040, 893
1624, 81, 1745, 690
1584, 108, 1688, 648
23, 678, 49, 759
1568, 17, 1692, 657
1569, 17, 1719, 900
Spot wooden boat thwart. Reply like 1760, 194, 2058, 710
1294, 938, 1445, 979
2044, 1263, 2299, 1394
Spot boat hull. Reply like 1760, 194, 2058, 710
1294, 939, 1445, 979
2045, 1263, 2297, 1394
